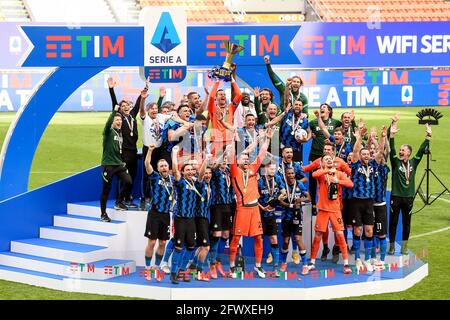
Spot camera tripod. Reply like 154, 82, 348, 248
414, 147, 450, 205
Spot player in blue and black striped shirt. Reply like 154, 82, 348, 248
169, 145, 201, 284
278, 167, 310, 272
143, 144, 175, 281
370, 127, 390, 271
208, 149, 235, 279
351, 126, 386, 273
280, 96, 309, 163
258, 163, 286, 276
193, 155, 214, 281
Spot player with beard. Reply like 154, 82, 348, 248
350, 126, 385, 273
207, 66, 242, 157
234, 92, 257, 128
229, 127, 274, 279
264, 55, 308, 115
143, 144, 175, 281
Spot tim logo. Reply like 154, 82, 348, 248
151, 12, 180, 54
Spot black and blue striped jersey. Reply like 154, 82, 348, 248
195, 180, 212, 219
258, 175, 285, 218
210, 167, 234, 205
173, 178, 197, 218
282, 180, 307, 220
280, 110, 308, 151
149, 171, 175, 213
373, 162, 390, 203
351, 159, 377, 199
276, 160, 306, 182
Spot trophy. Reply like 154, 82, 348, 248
208, 41, 244, 82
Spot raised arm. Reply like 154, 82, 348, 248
375, 126, 387, 163
139, 87, 148, 118
157, 86, 165, 112
314, 109, 330, 139
352, 127, 363, 163
264, 56, 285, 101
414, 124, 431, 162
144, 144, 155, 175
207, 80, 220, 115
198, 154, 213, 182
107, 77, 119, 110
103, 107, 119, 136
171, 146, 181, 181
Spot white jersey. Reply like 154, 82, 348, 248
140, 113, 172, 148
234, 102, 257, 128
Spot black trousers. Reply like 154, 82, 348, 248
101, 165, 132, 214
308, 154, 322, 208
117, 149, 138, 202
389, 196, 414, 242
142, 145, 164, 200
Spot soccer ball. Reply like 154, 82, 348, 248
294, 129, 308, 142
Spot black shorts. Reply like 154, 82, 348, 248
173, 216, 196, 249
210, 204, 233, 232
261, 215, 278, 236
342, 198, 353, 226
144, 210, 170, 240
351, 198, 374, 227
373, 204, 387, 236
281, 218, 303, 237
195, 217, 210, 247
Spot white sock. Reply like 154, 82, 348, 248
230, 262, 235, 268
311, 259, 316, 265
344, 259, 349, 265
255, 263, 261, 268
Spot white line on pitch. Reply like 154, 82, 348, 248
429, 195, 450, 203
410, 226, 450, 239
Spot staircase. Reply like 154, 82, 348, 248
0, 201, 136, 280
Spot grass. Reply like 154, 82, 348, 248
0, 107, 449, 300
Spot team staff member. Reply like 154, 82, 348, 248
107, 77, 141, 209
302, 154, 353, 276
229, 127, 274, 279
99, 107, 132, 222
388, 116, 432, 255
143, 144, 175, 281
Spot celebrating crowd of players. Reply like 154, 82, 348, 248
100, 57, 432, 284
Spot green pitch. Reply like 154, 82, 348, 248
0, 107, 449, 300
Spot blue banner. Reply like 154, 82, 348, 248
21, 26, 143, 67
1, 68, 449, 112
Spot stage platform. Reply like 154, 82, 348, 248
0, 200, 428, 300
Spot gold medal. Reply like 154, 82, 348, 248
201, 197, 205, 202
130, 132, 133, 137
169, 195, 173, 201
244, 188, 247, 194
406, 180, 409, 186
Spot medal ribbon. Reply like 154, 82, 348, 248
160, 174, 174, 200
185, 178, 204, 201
286, 180, 297, 205
401, 161, 411, 184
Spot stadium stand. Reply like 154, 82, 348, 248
140, 0, 236, 23
0, 0, 31, 22
309, 0, 450, 22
